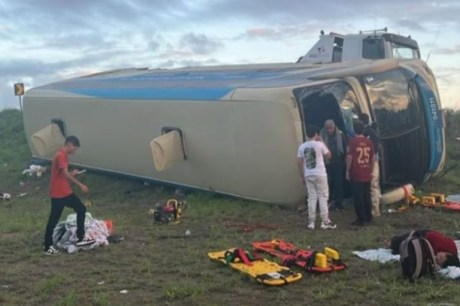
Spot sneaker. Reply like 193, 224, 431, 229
320, 220, 337, 230
43, 246, 60, 256
76, 238, 96, 247
307, 222, 315, 230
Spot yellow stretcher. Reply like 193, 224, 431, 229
208, 248, 303, 286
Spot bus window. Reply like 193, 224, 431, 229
362, 69, 428, 184
364, 69, 421, 137
294, 82, 359, 137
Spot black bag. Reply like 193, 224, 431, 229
399, 231, 438, 281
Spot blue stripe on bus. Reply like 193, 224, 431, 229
65, 87, 234, 100
101, 70, 284, 82
415, 76, 444, 173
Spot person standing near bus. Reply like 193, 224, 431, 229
346, 120, 375, 226
358, 113, 381, 217
297, 125, 337, 230
43, 136, 94, 255
320, 119, 347, 211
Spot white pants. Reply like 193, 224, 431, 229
371, 160, 381, 217
305, 175, 330, 223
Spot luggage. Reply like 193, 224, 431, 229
399, 231, 438, 281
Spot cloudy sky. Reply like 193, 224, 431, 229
1, 0, 459, 109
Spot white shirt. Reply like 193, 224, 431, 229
297, 140, 329, 177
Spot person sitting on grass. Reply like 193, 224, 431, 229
384, 229, 460, 268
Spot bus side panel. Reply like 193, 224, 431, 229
23, 95, 303, 203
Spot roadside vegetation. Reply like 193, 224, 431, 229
1, 108, 459, 306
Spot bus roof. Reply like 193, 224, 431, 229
27, 59, 401, 101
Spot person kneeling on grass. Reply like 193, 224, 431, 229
384, 229, 460, 268
43, 135, 95, 255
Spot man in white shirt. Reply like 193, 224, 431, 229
297, 125, 337, 230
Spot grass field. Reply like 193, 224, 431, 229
1, 109, 459, 306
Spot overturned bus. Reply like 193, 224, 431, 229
22, 57, 445, 204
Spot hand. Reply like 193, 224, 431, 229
71, 169, 79, 176
346, 172, 350, 181
80, 184, 89, 193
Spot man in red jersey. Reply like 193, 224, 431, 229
384, 230, 460, 268
43, 136, 94, 255
346, 120, 375, 226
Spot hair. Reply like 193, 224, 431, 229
305, 125, 319, 138
443, 254, 460, 268
358, 113, 370, 125
353, 120, 365, 135
324, 119, 335, 128
65, 135, 80, 147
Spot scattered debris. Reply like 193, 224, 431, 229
97, 281, 105, 285
22, 164, 47, 177
120, 290, 128, 294
1, 193, 11, 200
107, 234, 124, 243
152, 198, 187, 224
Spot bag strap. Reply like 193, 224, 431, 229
422, 238, 439, 275
409, 237, 439, 279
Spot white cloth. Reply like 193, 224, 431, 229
53, 213, 110, 253
352, 248, 400, 263
22, 164, 47, 177
297, 140, 329, 177
353, 240, 460, 279
305, 175, 330, 223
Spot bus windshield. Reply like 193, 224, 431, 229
363, 69, 422, 138
362, 68, 429, 184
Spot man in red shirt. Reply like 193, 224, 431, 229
385, 229, 460, 268
43, 136, 94, 255
346, 120, 375, 226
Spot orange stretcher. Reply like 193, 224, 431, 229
252, 239, 346, 273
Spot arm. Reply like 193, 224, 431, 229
297, 157, 305, 185
318, 138, 331, 160
62, 168, 89, 193
346, 153, 352, 180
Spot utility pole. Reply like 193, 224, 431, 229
14, 83, 24, 111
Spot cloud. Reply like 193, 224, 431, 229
394, 19, 426, 32
179, 33, 223, 55
434, 45, 460, 55
1, 0, 460, 110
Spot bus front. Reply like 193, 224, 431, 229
361, 62, 446, 186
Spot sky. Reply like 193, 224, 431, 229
1, 0, 459, 110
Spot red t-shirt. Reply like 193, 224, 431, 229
347, 136, 374, 182
425, 231, 458, 255
49, 149, 72, 198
